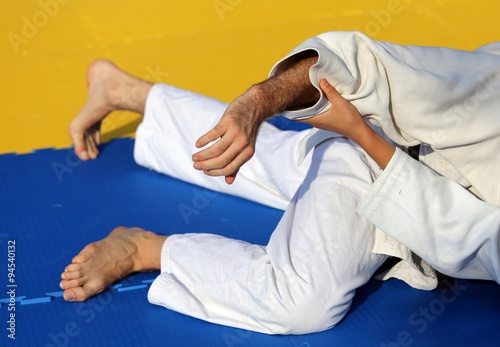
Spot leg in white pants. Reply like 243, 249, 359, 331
135, 84, 387, 334
134, 84, 312, 211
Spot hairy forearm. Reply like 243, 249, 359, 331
247, 53, 319, 122
192, 53, 319, 184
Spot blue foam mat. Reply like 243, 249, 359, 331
0, 138, 498, 347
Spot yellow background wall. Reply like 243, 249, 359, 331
1, 0, 498, 154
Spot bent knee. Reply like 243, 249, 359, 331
264, 294, 351, 335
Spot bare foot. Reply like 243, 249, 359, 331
69, 60, 153, 160
60, 226, 166, 302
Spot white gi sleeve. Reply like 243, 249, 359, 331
357, 148, 500, 283
269, 31, 500, 205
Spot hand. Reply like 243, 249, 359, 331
304, 79, 395, 169
192, 92, 264, 185
191, 55, 319, 184
298, 79, 368, 142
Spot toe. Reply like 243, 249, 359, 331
64, 263, 81, 272
72, 254, 86, 264
64, 283, 104, 302
72, 247, 94, 264
93, 130, 102, 146
74, 140, 89, 161
60, 277, 86, 290
61, 269, 82, 280
86, 136, 99, 159
69, 125, 90, 161
63, 289, 77, 302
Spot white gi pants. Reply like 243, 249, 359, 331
134, 84, 387, 335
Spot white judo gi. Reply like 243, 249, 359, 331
134, 32, 500, 335
271, 31, 500, 283
134, 84, 397, 334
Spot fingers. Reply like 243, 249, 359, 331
319, 78, 342, 103
192, 117, 253, 176
195, 122, 225, 149
192, 120, 231, 164
206, 148, 252, 176
225, 170, 238, 185
196, 142, 253, 176
318, 78, 356, 117
192, 135, 231, 164
193, 135, 243, 169
192, 102, 258, 184
193, 132, 253, 185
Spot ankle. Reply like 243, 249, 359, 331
132, 230, 165, 272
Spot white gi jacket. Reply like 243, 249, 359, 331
269, 31, 500, 283
137, 85, 414, 334
139, 34, 499, 335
